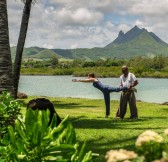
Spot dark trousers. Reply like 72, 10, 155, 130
93, 81, 128, 116
116, 91, 138, 119
102, 87, 127, 116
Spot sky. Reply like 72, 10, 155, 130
7, 0, 168, 49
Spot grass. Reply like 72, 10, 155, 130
20, 97, 168, 162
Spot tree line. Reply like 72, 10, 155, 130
20, 55, 168, 78
21, 55, 168, 70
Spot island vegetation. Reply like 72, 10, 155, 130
20, 55, 168, 78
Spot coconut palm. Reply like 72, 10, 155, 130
0, 0, 14, 94
13, 0, 36, 98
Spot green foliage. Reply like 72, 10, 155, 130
82, 61, 96, 67
0, 92, 21, 137
20, 55, 168, 78
50, 55, 59, 69
137, 141, 167, 162
0, 109, 98, 161
53, 69, 74, 75
105, 130, 168, 162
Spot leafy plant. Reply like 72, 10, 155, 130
106, 130, 168, 162
136, 141, 167, 162
0, 109, 98, 161
0, 92, 21, 137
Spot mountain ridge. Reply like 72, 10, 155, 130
105, 25, 168, 48
11, 26, 168, 60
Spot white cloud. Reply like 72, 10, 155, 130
55, 8, 103, 26
42, 44, 54, 49
134, 20, 144, 28
118, 24, 130, 33
7, 0, 168, 49
130, 0, 168, 16
70, 43, 78, 49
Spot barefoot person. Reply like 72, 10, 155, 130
72, 73, 129, 118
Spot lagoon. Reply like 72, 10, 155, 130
18, 75, 168, 104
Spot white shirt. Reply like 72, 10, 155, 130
120, 72, 137, 87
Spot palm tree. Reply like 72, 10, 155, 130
0, 0, 14, 94
13, 0, 36, 98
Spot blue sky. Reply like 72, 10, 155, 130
7, 0, 168, 49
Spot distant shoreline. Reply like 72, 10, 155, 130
21, 95, 168, 105
20, 66, 168, 78
20, 73, 168, 79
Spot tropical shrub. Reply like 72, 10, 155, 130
82, 62, 96, 67
0, 109, 98, 161
0, 92, 21, 138
105, 130, 168, 162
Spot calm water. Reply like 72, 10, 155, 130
18, 75, 168, 104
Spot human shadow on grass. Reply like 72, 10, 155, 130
70, 117, 167, 130
52, 101, 98, 109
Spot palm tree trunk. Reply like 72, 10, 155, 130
13, 0, 32, 98
0, 0, 14, 94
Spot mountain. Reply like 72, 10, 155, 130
11, 26, 168, 60
104, 26, 168, 58
106, 25, 168, 46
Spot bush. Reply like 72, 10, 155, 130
0, 109, 98, 161
53, 69, 74, 75
105, 130, 168, 162
0, 92, 21, 138
82, 62, 96, 67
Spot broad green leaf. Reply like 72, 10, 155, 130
7, 126, 15, 145
71, 143, 80, 161
77, 142, 87, 162
15, 120, 27, 142
41, 110, 50, 134
43, 144, 75, 155
25, 109, 37, 137
32, 122, 42, 146
49, 114, 57, 129
66, 123, 76, 144
81, 151, 93, 162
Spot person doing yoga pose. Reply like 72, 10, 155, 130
72, 73, 129, 118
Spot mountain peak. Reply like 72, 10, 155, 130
105, 26, 168, 48
118, 30, 124, 37
133, 25, 139, 30
110, 26, 142, 45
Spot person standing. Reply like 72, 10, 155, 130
116, 65, 138, 119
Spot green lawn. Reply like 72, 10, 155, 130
20, 97, 168, 162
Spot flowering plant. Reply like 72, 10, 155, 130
106, 130, 168, 162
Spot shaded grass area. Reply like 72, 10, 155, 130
20, 97, 168, 162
